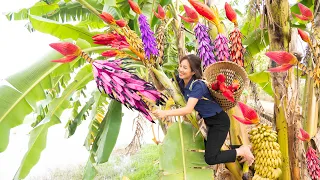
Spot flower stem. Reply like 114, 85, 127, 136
82, 46, 111, 53
76, 0, 100, 17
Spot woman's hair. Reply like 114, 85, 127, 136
179, 54, 203, 79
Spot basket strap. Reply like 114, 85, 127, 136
189, 79, 211, 101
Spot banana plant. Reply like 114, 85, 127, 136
3, 0, 320, 179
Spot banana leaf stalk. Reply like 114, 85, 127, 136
305, 80, 319, 138
227, 105, 250, 179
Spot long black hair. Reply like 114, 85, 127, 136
179, 54, 203, 79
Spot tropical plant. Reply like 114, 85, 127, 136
1, 0, 320, 179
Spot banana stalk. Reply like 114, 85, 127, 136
266, 0, 291, 179
305, 80, 319, 138
227, 105, 250, 179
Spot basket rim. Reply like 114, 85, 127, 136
203, 61, 249, 88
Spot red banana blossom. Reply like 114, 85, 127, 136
188, 0, 218, 24
225, 2, 237, 26
180, 5, 198, 23
92, 33, 129, 49
292, 3, 313, 21
298, 28, 311, 43
101, 50, 118, 57
217, 73, 226, 82
233, 102, 260, 125
128, 0, 141, 14
265, 51, 298, 72
115, 19, 127, 27
100, 12, 115, 24
153, 5, 165, 19
49, 42, 81, 63
298, 128, 311, 142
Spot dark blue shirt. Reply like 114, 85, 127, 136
176, 76, 223, 118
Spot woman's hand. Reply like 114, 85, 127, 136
152, 110, 168, 119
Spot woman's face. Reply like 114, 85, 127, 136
178, 59, 194, 80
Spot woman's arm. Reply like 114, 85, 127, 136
152, 97, 198, 118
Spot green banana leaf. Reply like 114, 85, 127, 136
248, 71, 274, 97
84, 91, 109, 150
29, 14, 98, 45
83, 154, 98, 180
66, 91, 95, 138
95, 100, 123, 163
13, 64, 94, 179
0, 38, 90, 151
6, 1, 59, 20
14, 116, 60, 180
6, 0, 104, 25
159, 122, 213, 179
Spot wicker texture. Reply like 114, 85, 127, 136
204, 61, 248, 111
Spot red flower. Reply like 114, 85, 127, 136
233, 102, 259, 125
50, 42, 81, 63
292, 3, 313, 21
216, 73, 226, 83
188, 0, 217, 24
298, 28, 311, 43
180, 5, 198, 23
100, 12, 115, 24
101, 50, 118, 57
128, 0, 141, 14
153, 5, 165, 19
298, 128, 310, 142
225, 2, 237, 25
115, 19, 127, 27
265, 51, 298, 72
92, 33, 129, 49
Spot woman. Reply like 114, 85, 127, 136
152, 54, 254, 166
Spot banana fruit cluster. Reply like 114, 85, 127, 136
249, 123, 282, 180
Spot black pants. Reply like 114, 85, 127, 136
203, 111, 237, 165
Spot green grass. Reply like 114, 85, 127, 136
96, 144, 160, 180
31, 144, 160, 180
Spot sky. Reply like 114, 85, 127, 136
0, 0, 58, 81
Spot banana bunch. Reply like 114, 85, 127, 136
249, 123, 282, 180
92, 60, 166, 123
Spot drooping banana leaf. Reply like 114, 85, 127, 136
13, 116, 60, 180
84, 91, 109, 150
159, 121, 213, 179
13, 64, 94, 179
95, 100, 123, 163
0, 38, 91, 153
29, 15, 99, 45
66, 90, 95, 137
83, 154, 98, 180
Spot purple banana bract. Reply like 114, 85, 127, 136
92, 59, 165, 122
138, 14, 158, 59
194, 23, 216, 67
214, 34, 230, 62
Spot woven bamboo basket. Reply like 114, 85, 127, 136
203, 61, 248, 111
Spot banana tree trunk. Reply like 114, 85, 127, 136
305, 80, 319, 138
306, 1, 320, 138
171, 0, 185, 60
287, 28, 303, 180
266, 0, 291, 179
